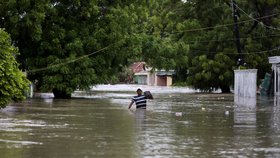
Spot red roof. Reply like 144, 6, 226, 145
129, 62, 146, 73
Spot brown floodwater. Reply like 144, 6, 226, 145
0, 87, 280, 158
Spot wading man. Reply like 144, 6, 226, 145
128, 88, 153, 109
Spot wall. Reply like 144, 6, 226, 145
149, 72, 156, 86
157, 76, 167, 86
166, 76, 173, 86
135, 75, 147, 85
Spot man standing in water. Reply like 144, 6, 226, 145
128, 88, 152, 109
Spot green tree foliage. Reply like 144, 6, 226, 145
141, 0, 279, 92
0, 0, 143, 98
1, 0, 279, 95
141, 0, 190, 73
0, 29, 30, 108
180, 0, 237, 92
187, 53, 234, 92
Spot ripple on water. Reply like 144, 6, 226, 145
0, 139, 43, 146
0, 117, 70, 149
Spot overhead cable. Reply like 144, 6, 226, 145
27, 45, 111, 73
192, 45, 280, 55
168, 13, 279, 35
232, 2, 280, 31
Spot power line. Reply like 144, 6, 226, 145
191, 45, 280, 55
168, 13, 279, 35
232, 2, 280, 31
186, 33, 280, 44
249, 46, 280, 54
27, 45, 111, 73
25, 6, 280, 74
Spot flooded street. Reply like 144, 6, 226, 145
1, 85, 280, 158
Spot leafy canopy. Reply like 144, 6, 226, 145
0, 29, 30, 108
0, 0, 279, 95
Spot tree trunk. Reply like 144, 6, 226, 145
220, 85, 231, 93
52, 88, 71, 99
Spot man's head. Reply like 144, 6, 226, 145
136, 88, 142, 95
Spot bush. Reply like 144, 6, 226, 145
0, 29, 30, 108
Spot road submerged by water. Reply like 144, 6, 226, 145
0, 84, 279, 158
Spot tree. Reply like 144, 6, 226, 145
141, 0, 280, 92
176, 0, 238, 92
1, 0, 279, 95
236, 0, 280, 79
141, 0, 190, 72
1, 0, 143, 98
0, 29, 30, 108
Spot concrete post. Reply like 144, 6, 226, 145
234, 69, 258, 98
234, 69, 257, 126
268, 56, 280, 96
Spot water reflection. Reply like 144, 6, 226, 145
272, 96, 280, 131
274, 96, 280, 107
130, 109, 147, 130
234, 96, 257, 127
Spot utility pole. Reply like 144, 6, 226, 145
231, 0, 243, 66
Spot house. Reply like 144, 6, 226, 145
129, 62, 146, 73
129, 62, 175, 86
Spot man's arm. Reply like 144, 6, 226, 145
128, 100, 134, 109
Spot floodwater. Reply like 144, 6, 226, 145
1, 84, 280, 158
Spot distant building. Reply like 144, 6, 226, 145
129, 62, 146, 74
129, 62, 175, 86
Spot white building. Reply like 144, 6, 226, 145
134, 69, 175, 86
130, 62, 175, 86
